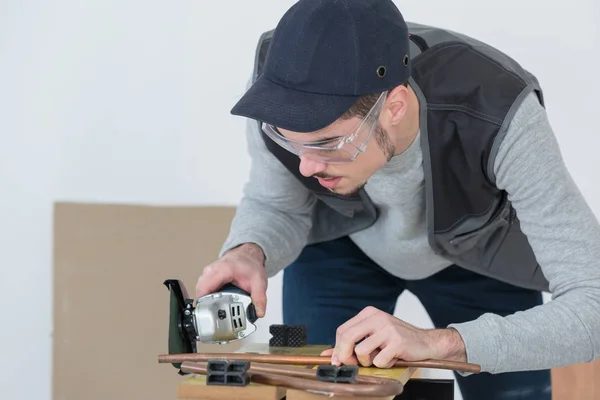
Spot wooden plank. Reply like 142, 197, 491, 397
237, 343, 329, 356
177, 375, 286, 400
286, 391, 397, 400
176, 342, 417, 400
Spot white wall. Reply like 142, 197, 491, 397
0, 1, 597, 399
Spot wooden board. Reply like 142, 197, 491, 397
176, 342, 417, 400
286, 390, 399, 400
177, 375, 286, 400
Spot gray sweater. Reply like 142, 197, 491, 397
220, 92, 600, 374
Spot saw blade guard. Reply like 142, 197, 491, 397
163, 279, 198, 373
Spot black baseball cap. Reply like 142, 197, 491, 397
230, 0, 412, 133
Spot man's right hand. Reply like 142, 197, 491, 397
195, 243, 268, 318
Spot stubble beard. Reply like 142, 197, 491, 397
330, 124, 395, 198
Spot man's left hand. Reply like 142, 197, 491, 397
320, 306, 467, 368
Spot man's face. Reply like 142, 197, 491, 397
269, 85, 415, 196
277, 116, 396, 197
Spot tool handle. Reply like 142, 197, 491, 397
219, 283, 250, 296
219, 283, 259, 323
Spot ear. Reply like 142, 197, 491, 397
384, 84, 410, 126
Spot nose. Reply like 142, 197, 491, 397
298, 156, 327, 177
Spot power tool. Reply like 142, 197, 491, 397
163, 279, 258, 372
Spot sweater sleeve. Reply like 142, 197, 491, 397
219, 114, 316, 277
448, 92, 600, 373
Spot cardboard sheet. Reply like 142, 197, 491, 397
52, 202, 240, 400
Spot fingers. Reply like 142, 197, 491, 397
195, 264, 232, 299
354, 332, 386, 367
320, 348, 334, 356
196, 256, 268, 320
339, 353, 359, 366
372, 344, 399, 368
358, 348, 381, 367
335, 306, 380, 344
249, 275, 268, 317
334, 306, 379, 355
333, 307, 382, 365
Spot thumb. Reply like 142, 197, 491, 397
320, 348, 334, 356
249, 277, 268, 318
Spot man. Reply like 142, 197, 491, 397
195, 0, 600, 398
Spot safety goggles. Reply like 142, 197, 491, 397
261, 91, 387, 164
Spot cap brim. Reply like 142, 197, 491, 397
230, 75, 358, 133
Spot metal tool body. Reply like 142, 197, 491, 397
163, 279, 258, 371
194, 284, 258, 344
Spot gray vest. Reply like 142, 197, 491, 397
251, 22, 550, 292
